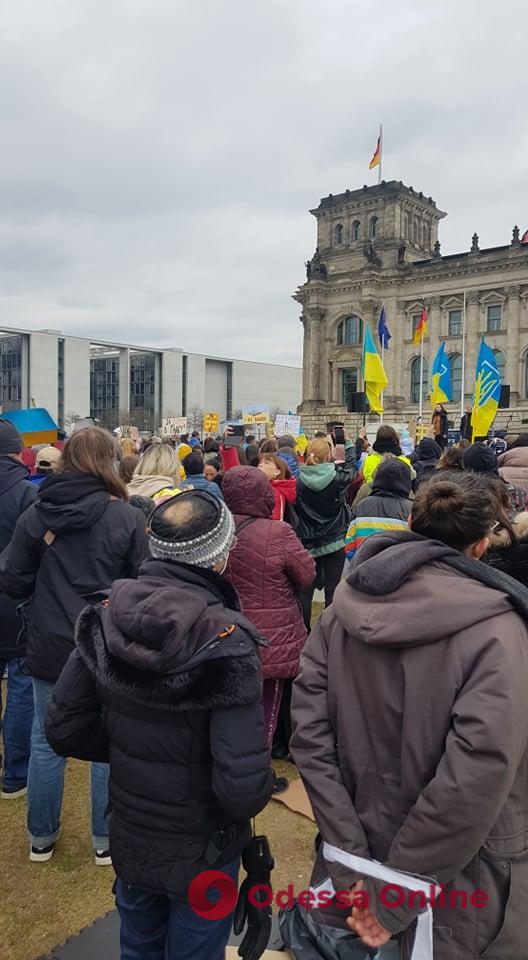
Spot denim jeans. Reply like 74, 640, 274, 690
0, 658, 34, 791
115, 859, 239, 960
28, 677, 110, 849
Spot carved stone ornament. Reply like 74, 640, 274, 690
305, 307, 326, 323
471, 233, 480, 253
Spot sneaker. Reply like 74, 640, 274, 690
1, 785, 27, 800
95, 849, 112, 867
30, 842, 55, 863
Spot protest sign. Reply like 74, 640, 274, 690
274, 415, 301, 437
203, 412, 220, 433
160, 417, 188, 437
242, 403, 270, 424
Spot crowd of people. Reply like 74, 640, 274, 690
2, 416, 528, 959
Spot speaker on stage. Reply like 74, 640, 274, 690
347, 391, 368, 413
499, 384, 510, 409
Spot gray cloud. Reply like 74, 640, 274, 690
0, 0, 526, 363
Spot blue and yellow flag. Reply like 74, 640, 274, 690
472, 337, 501, 440
430, 342, 452, 406
362, 324, 388, 415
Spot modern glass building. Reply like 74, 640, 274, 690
0, 327, 302, 432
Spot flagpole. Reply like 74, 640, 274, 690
378, 124, 382, 185
419, 330, 424, 423
380, 339, 384, 423
460, 289, 466, 422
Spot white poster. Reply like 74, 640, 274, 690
274, 415, 301, 437
160, 417, 188, 437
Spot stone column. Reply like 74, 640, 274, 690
464, 293, 480, 401
301, 317, 310, 402
331, 364, 341, 403
306, 307, 325, 401
118, 348, 130, 416
506, 286, 521, 398
428, 296, 442, 351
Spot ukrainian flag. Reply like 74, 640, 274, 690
472, 337, 501, 440
362, 324, 388, 415
430, 342, 452, 407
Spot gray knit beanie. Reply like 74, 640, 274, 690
0, 419, 23, 456
148, 489, 236, 569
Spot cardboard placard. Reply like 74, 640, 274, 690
242, 403, 270, 424
160, 417, 188, 437
275, 415, 301, 437
203, 412, 220, 433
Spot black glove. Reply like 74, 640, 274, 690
233, 835, 275, 960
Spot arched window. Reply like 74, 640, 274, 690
334, 223, 343, 245
410, 356, 429, 404
493, 348, 506, 383
449, 353, 462, 403
369, 216, 378, 238
352, 220, 361, 241
337, 315, 362, 345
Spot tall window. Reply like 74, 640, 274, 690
487, 304, 502, 331
334, 223, 344, 245
494, 348, 506, 383
448, 309, 462, 336
449, 353, 462, 403
410, 356, 429, 404
352, 220, 361, 241
342, 368, 358, 408
337, 315, 362, 345
404, 213, 410, 239
369, 216, 378, 238
413, 220, 419, 243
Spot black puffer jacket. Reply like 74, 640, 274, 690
487, 512, 528, 588
0, 472, 148, 681
296, 445, 356, 553
410, 437, 441, 489
0, 457, 37, 660
45, 559, 273, 897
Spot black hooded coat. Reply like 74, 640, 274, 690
45, 559, 273, 896
0, 472, 148, 681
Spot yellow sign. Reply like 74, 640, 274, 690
203, 412, 220, 433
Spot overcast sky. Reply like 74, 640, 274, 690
0, 0, 526, 366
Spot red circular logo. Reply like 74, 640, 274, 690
188, 870, 238, 920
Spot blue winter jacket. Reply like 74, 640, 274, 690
277, 450, 300, 479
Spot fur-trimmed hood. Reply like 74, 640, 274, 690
75, 558, 266, 712
489, 512, 528, 550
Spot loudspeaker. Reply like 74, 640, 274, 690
499, 384, 510, 409
347, 391, 368, 413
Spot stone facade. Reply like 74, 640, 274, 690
294, 180, 528, 434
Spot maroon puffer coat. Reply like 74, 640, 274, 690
223, 467, 316, 680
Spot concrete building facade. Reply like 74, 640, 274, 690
0, 327, 301, 432
295, 180, 528, 433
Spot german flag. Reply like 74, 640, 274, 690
369, 134, 381, 170
413, 308, 428, 346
